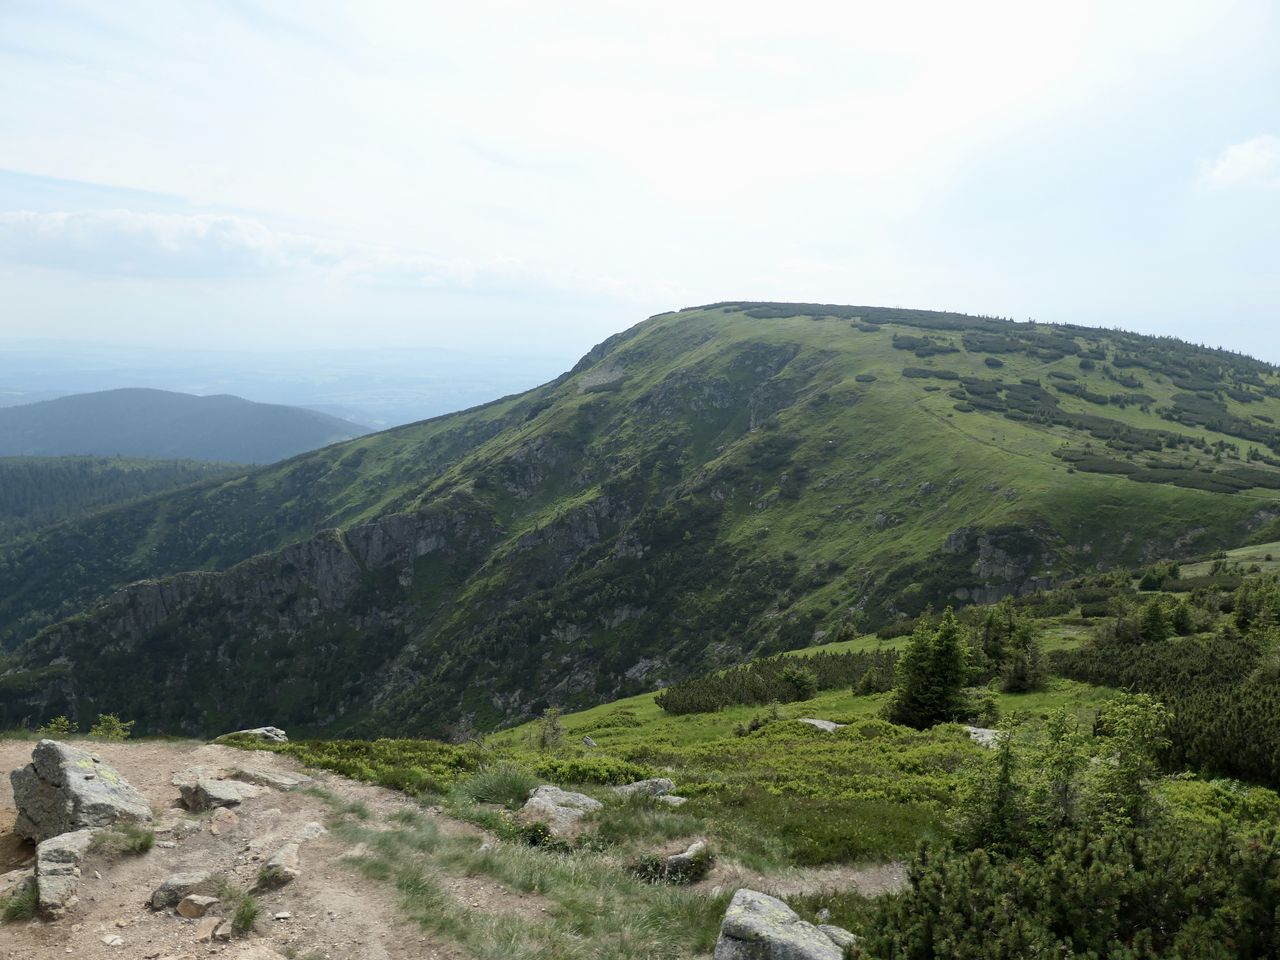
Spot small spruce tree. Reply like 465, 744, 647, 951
887, 608, 968, 729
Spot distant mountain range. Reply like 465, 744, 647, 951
0, 388, 370, 463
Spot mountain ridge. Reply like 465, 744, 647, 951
3, 303, 1279, 736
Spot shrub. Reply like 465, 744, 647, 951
628, 844, 715, 885
456, 763, 539, 810
90, 823, 154, 856
536, 708, 563, 750
885, 610, 967, 729
533, 754, 653, 786
36, 715, 77, 737
88, 713, 134, 741
1, 881, 36, 922
232, 893, 259, 934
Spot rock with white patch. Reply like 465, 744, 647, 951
797, 718, 846, 734
964, 725, 1001, 749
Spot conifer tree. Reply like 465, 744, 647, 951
887, 608, 967, 728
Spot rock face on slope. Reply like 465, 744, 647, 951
9, 739, 152, 842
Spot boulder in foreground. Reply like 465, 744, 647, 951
10, 739, 152, 843
713, 888, 856, 960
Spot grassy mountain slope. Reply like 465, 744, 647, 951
0, 455, 236, 539
3, 304, 1280, 736
0, 387, 369, 463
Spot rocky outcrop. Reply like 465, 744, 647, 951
713, 888, 856, 959
10, 740, 152, 842
231, 766, 311, 791
173, 768, 263, 811
260, 842, 301, 887
515, 785, 603, 836
35, 828, 94, 919
150, 871, 221, 910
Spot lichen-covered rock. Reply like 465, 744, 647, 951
656, 794, 688, 807
515, 785, 603, 836
612, 778, 675, 799
35, 828, 94, 919
713, 888, 846, 960
10, 740, 152, 843
150, 871, 220, 910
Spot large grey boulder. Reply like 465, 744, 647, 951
10, 740, 152, 843
515, 785, 603, 836
713, 888, 854, 960
35, 828, 95, 919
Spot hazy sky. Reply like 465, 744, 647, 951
1, 1, 1278, 363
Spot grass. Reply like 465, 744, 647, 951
1182, 539, 1280, 577
454, 762, 540, 810
333, 811, 730, 960
89, 822, 155, 855
0, 882, 36, 922
213, 877, 259, 936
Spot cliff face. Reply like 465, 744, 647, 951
3, 304, 1274, 736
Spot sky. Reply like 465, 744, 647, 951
1, 0, 1279, 366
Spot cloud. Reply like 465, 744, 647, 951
0, 210, 343, 278
1201, 135, 1280, 191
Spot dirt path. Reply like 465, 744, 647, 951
696, 859, 907, 898
0, 738, 465, 960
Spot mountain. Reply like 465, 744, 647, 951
0, 456, 237, 539
0, 388, 369, 463
3, 303, 1280, 737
